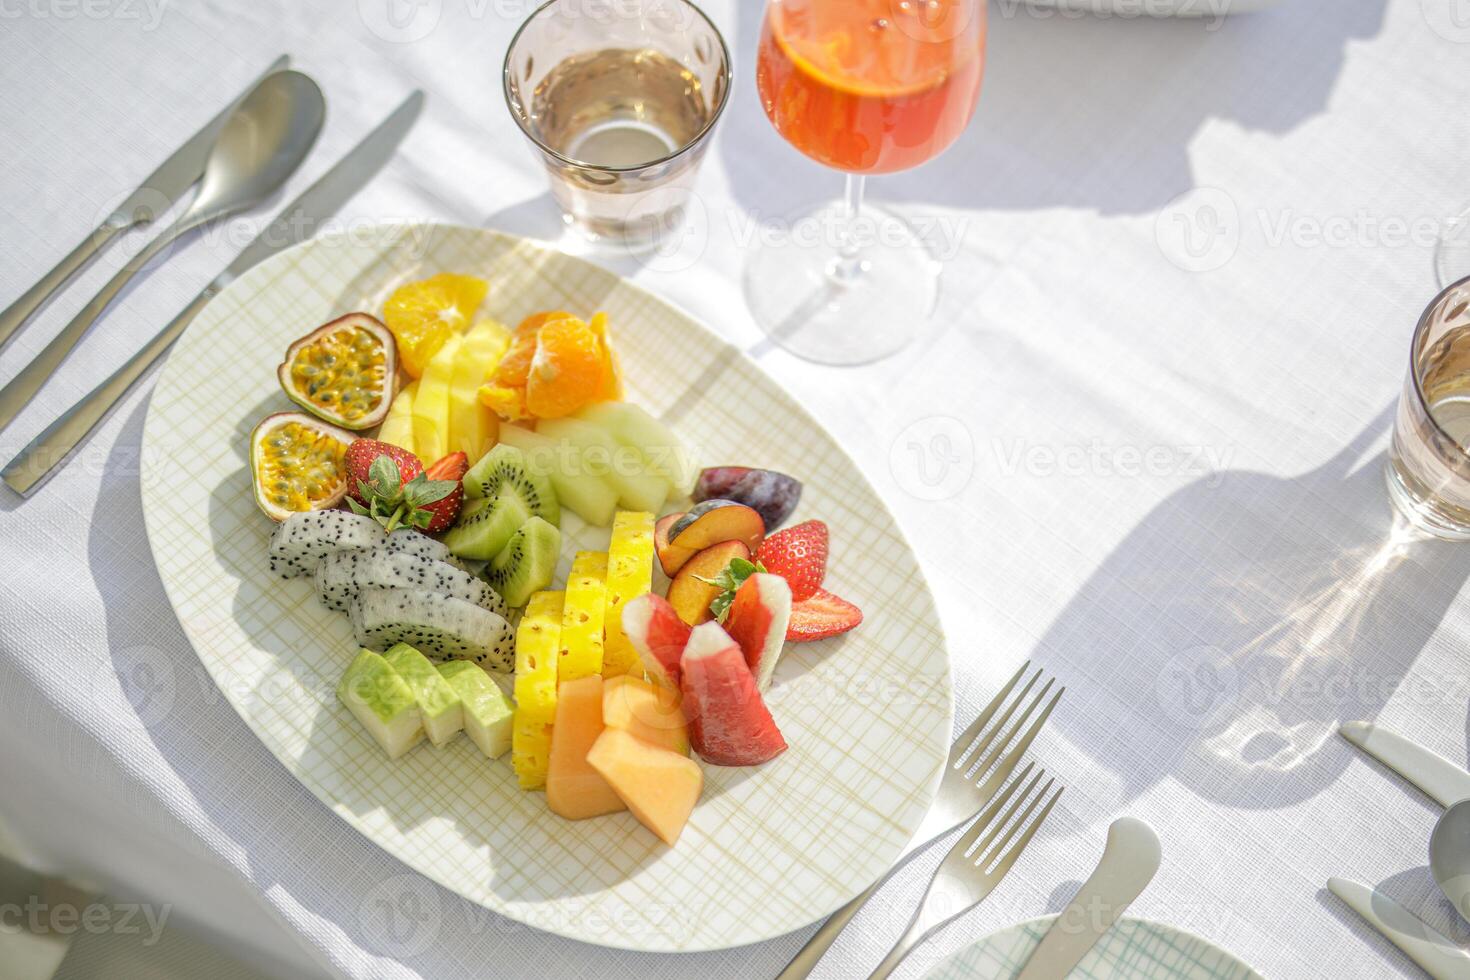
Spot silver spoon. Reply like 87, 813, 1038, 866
1430, 798, 1470, 923
0, 69, 324, 431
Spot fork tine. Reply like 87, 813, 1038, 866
956, 765, 1042, 855
975, 776, 1055, 871
956, 671, 1044, 773
950, 660, 1031, 762
963, 676, 1055, 778
969, 683, 1064, 800
967, 770, 1048, 862
980, 783, 1063, 882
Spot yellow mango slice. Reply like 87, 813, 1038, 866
603, 511, 654, 678
377, 380, 417, 453
560, 551, 608, 681
450, 318, 511, 464
412, 333, 461, 463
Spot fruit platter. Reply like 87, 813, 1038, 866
138, 223, 952, 951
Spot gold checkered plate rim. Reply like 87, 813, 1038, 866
138, 223, 952, 951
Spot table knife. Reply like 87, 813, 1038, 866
0, 55, 289, 350
1329, 878, 1470, 980
1015, 817, 1161, 980
1, 90, 426, 497
1339, 721, 1470, 808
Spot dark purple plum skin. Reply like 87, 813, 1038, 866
693, 467, 802, 530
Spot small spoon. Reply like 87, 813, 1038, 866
0, 69, 324, 431
1430, 798, 1470, 922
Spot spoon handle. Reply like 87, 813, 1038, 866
0, 218, 195, 432
0, 221, 129, 350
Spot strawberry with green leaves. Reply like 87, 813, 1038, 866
343, 439, 465, 534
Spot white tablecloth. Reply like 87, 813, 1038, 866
3, 1, 1469, 977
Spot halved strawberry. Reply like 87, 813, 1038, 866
421, 452, 468, 534
755, 520, 827, 602
786, 588, 862, 643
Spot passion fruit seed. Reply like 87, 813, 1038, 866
259, 421, 350, 513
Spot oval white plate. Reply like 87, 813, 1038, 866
925, 916, 1263, 979
138, 223, 952, 951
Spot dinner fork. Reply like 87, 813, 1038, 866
868, 765, 1065, 979
777, 662, 1063, 979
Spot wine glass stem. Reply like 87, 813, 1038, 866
832, 173, 867, 284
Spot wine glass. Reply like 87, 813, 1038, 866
748, 0, 986, 365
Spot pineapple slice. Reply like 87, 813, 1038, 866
412, 333, 462, 463
603, 511, 654, 678
560, 551, 608, 681
377, 380, 417, 453
450, 318, 511, 464
513, 590, 563, 789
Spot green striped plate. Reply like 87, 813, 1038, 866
925, 917, 1263, 980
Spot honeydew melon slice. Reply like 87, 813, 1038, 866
436, 660, 514, 758
383, 643, 464, 747
337, 648, 425, 759
536, 417, 668, 515
497, 423, 618, 526
574, 401, 698, 495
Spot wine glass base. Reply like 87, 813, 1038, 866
744, 200, 940, 366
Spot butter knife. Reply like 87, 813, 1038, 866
1329, 878, 1470, 979
1015, 818, 1161, 980
0, 55, 290, 350
2, 91, 425, 496
1339, 721, 1470, 808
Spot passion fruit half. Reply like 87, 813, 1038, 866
278, 313, 398, 430
251, 412, 356, 521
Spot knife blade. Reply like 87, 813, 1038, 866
1329, 877, 1470, 980
1015, 818, 1161, 980
1340, 721, 1470, 808
0, 55, 290, 350
1, 90, 426, 497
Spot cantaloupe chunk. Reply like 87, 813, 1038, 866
546, 675, 626, 820
559, 551, 608, 681
377, 380, 417, 453
603, 511, 654, 678
603, 674, 688, 756
586, 728, 702, 846
412, 333, 462, 462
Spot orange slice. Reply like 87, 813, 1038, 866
383, 273, 488, 378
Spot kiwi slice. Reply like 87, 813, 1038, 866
482, 516, 560, 608
464, 445, 560, 527
443, 488, 533, 561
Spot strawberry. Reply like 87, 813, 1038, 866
786, 589, 862, 643
344, 439, 423, 508
420, 452, 468, 534
344, 442, 461, 535
755, 520, 828, 602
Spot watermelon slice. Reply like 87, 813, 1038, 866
622, 593, 692, 689
679, 622, 787, 766
723, 572, 791, 692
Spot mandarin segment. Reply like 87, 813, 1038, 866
525, 317, 605, 419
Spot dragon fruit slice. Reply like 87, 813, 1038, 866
267, 510, 386, 579
350, 587, 514, 671
314, 547, 508, 618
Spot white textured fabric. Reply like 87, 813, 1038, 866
0, 1, 1467, 978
